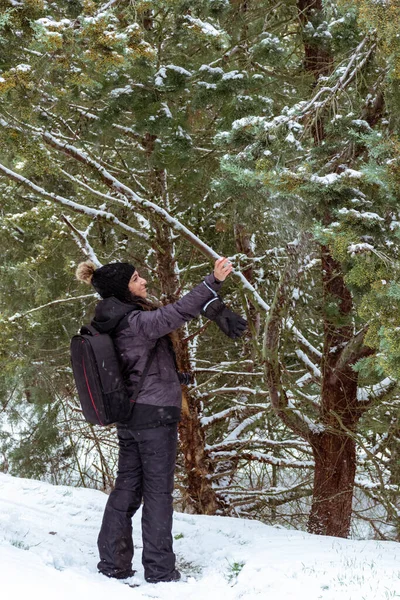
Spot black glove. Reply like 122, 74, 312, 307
201, 297, 247, 339
178, 371, 195, 385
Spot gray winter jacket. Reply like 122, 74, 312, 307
91, 273, 222, 428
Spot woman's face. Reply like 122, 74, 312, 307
128, 271, 147, 298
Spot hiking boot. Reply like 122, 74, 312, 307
146, 569, 181, 584
99, 568, 136, 580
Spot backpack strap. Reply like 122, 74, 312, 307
84, 309, 157, 404
80, 324, 101, 336
131, 343, 158, 403
111, 312, 158, 402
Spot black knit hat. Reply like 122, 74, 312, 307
91, 262, 136, 302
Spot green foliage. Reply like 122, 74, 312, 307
227, 559, 245, 583
352, 355, 385, 381
352, 0, 400, 78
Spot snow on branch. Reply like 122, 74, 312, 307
60, 169, 132, 209
286, 397, 325, 434
68, 104, 146, 150
195, 368, 264, 376
206, 437, 311, 454
185, 15, 225, 39
42, 132, 210, 239
0, 161, 148, 241
298, 32, 377, 123
355, 477, 399, 493
60, 214, 102, 267
5, 294, 97, 322
200, 406, 245, 427
198, 386, 269, 400
94, 0, 121, 16
224, 481, 314, 505
211, 450, 313, 469
357, 378, 396, 403
295, 372, 313, 388
239, 269, 321, 360
225, 411, 265, 441
295, 348, 321, 379
39, 132, 288, 318
60, 168, 149, 216
288, 326, 322, 360
239, 34, 376, 144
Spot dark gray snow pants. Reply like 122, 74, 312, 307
97, 422, 178, 582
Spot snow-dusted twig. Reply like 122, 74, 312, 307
41, 131, 222, 255
176, 261, 210, 274
95, 0, 121, 17
200, 406, 244, 427
225, 411, 265, 442
355, 477, 398, 493
295, 348, 321, 379
357, 377, 396, 403
0, 162, 148, 241
60, 214, 102, 267
6, 294, 97, 322
210, 450, 313, 469
289, 388, 320, 409
197, 386, 269, 399
264, 236, 320, 440
69, 104, 146, 149
206, 436, 311, 453
222, 479, 313, 502
40, 130, 297, 330
59, 168, 149, 221
299, 33, 376, 123
195, 368, 264, 376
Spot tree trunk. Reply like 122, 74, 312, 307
293, 0, 379, 538
306, 247, 362, 537
296, 0, 360, 535
178, 389, 221, 514
308, 431, 356, 537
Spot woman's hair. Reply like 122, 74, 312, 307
75, 261, 96, 285
128, 295, 159, 311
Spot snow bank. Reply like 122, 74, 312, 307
0, 473, 399, 599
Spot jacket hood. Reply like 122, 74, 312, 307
91, 296, 142, 334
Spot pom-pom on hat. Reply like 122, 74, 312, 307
76, 261, 136, 303
75, 261, 96, 285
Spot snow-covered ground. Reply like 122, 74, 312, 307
0, 473, 399, 600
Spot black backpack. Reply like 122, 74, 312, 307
70, 315, 156, 426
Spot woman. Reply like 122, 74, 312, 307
75, 257, 240, 584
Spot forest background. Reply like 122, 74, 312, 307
1, 0, 400, 542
